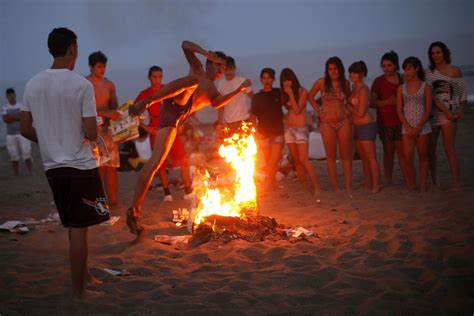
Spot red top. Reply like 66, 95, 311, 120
134, 85, 163, 128
371, 75, 401, 127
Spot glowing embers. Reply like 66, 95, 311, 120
192, 122, 258, 229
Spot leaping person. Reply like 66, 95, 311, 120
126, 41, 252, 235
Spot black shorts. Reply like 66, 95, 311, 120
46, 167, 110, 228
158, 98, 193, 129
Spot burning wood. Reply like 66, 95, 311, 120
190, 123, 258, 232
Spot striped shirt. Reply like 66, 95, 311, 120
426, 69, 467, 114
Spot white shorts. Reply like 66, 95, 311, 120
6, 134, 32, 161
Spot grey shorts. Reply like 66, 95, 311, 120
284, 126, 309, 144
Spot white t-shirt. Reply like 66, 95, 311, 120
22, 69, 98, 170
216, 75, 252, 123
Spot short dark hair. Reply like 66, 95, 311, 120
206, 51, 227, 66
226, 56, 236, 68
428, 41, 451, 71
6, 88, 15, 96
402, 56, 425, 81
148, 65, 162, 77
47, 27, 77, 58
88, 51, 108, 67
260, 67, 275, 79
349, 60, 368, 77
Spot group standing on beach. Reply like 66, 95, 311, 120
13, 26, 467, 298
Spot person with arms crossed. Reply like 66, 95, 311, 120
3, 88, 33, 175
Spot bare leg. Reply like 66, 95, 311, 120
440, 122, 460, 190
337, 122, 353, 193
99, 166, 118, 206
395, 139, 409, 187
265, 142, 283, 189
69, 227, 88, 299
381, 140, 395, 185
356, 141, 371, 190
321, 125, 339, 191
127, 127, 177, 234
402, 135, 416, 190
416, 135, 429, 192
11, 161, 19, 176
361, 140, 380, 193
288, 143, 307, 190
428, 126, 441, 186
25, 158, 33, 174
297, 142, 321, 194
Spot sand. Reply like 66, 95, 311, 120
0, 109, 473, 315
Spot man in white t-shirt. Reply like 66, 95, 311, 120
20, 27, 110, 299
216, 57, 253, 136
2, 88, 33, 175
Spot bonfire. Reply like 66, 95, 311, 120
187, 123, 279, 245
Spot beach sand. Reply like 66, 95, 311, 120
0, 109, 473, 315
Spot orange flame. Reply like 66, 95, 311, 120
193, 123, 257, 227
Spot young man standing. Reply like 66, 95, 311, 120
216, 57, 254, 136
20, 27, 110, 299
86, 51, 122, 207
126, 41, 252, 235
135, 66, 193, 202
3, 88, 33, 175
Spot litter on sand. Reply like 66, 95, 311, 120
103, 268, 131, 276
100, 216, 120, 226
154, 235, 190, 245
172, 208, 190, 226
284, 227, 314, 238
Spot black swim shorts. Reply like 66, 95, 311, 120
45, 167, 110, 228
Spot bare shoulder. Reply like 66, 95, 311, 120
450, 65, 463, 78
104, 78, 116, 89
299, 87, 308, 95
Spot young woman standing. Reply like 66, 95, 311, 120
347, 61, 380, 193
397, 57, 432, 192
281, 68, 321, 194
426, 41, 467, 190
371, 51, 409, 186
308, 57, 352, 193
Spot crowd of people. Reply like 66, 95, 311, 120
3, 26, 467, 299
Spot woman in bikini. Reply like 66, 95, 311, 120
346, 61, 380, 193
397, 57, 432, 192
308, 57, 352, 192
281, 68, 321, 195
426, 42, 467, 190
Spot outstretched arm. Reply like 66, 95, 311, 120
130, 76, 199, 116
210, 79, 252, 109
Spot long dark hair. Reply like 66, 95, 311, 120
402, 57, 425, 81
380, 50, 400, 71
280, 68, 301, 104
428, 41, 451, 71
324, 56, 349, 97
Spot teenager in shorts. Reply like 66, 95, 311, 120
21, 27, 109, 299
